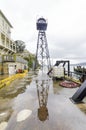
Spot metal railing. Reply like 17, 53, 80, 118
65, 71, 86, 83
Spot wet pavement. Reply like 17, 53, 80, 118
0, 70, 86, 130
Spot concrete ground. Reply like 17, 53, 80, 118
0, 71, 86, 130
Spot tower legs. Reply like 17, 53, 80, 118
34, 31, 51, 72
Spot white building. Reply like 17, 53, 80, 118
0, 10, 28, 75
0, 10, 16, 55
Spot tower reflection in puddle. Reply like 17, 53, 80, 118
36, 78, 50, 121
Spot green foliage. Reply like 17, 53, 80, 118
24, 54, 35, 69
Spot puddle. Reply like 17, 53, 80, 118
1, 71, 86, 130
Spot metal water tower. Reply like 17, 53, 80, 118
34, 17, 51, 71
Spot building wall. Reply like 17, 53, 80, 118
0, 63, 3, 74
0, 12, 11, 38
0, 55, 28, 75
0, 10, 16, 54
0, 11, 28, 75
7, 62, 28, 74
3, 63, 8, 74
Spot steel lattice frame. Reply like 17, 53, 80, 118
34, 30, 51, 71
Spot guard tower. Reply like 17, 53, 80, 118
34, 17, 51, 72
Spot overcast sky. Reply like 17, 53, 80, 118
1, 0, 86, 64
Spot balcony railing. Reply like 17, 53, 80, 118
2, 55, 28, 64
3, 55, 15, 62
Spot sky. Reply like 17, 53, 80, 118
1, 0, 86, 64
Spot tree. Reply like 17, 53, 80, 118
15, 40, 25, 53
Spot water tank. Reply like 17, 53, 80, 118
36, 18, 47, 31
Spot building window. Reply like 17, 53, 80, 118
2, 19, 4, 26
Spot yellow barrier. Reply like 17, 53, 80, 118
0, 70, 28, 89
